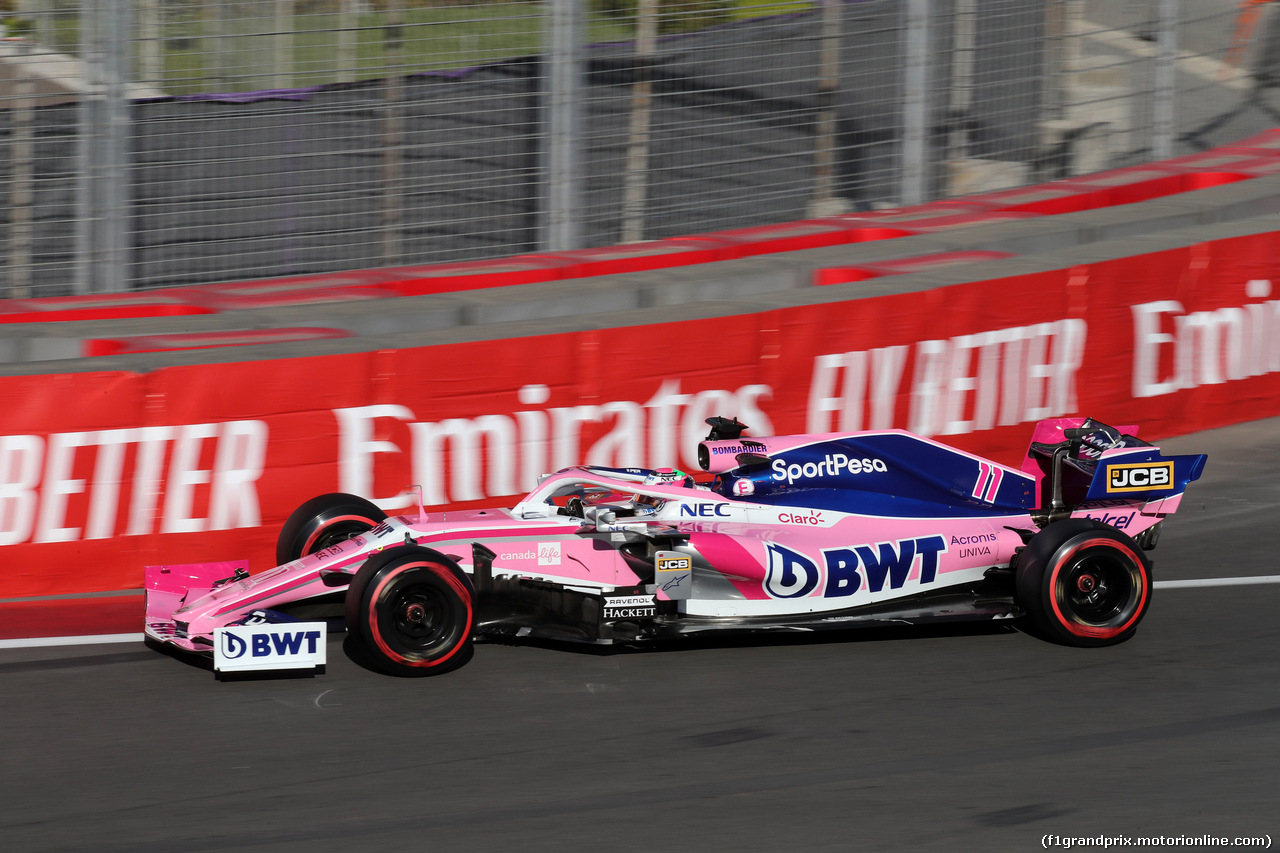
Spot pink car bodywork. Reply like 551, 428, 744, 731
145, 415, 1205, 665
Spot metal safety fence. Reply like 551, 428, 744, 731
1, 0, 1277, 296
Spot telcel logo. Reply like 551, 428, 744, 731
1106, 462, 1173, 493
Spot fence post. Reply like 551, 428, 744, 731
76, 0, 133, 294
139, 0, 163, 88
8, 37, 35, 299
339, 0, 358, 84
545, 0, 584, 252
381, 0, 404, 265
620, 0, 659, 244
1153, 0, 1177, 160
205, 0, 229, 88
275, 0, 293, 90
947, 0, 975, 160
22, 0, 56, 49
809, 0, 843, 216
900, 0, 929, 206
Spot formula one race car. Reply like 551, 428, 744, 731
144, 416, 1206, 676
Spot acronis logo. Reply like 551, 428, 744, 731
763, 537, 947, 599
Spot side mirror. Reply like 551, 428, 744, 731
595, 509, 616, 531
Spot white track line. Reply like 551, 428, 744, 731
0, 633, 143, 650
0, 577, 1275, 651
1155, 575, 1280, 590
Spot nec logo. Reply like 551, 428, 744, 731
1106, 462, 1173, 493
763, 537, 947, 599
679, 503, 731, 518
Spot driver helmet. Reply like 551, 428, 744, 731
641, 468, 694, 488
634, 468, 692, 513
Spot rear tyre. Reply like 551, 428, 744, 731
276, 493, 387, 565
344, 547, 475, 676
1016, 518, 1152, 647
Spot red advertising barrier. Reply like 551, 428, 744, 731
522, 237, 732, 277
966, 168, 1250, 216
688, 220, 916, 256
379, 256, 573, 296
813, 250, 1015, 286
0, 294, 215, 324
81, 327, 351, 357
2, 230, 1278, 599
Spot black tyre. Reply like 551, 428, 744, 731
344, 546, 475, 676
276, 493, 387, 565
1016, 518, 1152, 647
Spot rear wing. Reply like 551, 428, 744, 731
1022, 417, 1205, 517
1084, 448, 1207, 506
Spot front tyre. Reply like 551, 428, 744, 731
344, 547, 475, 676
1016, 518, 1152, 647
276, 493, 387, 565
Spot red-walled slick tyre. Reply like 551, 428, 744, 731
276, 493, 387, 565
1016, 518, 1153, 647
344, 547, 475, 676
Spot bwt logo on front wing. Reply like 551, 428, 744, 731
763, 537, 947, 600
1105, 462, 1173, 493
213, 623, 327, 672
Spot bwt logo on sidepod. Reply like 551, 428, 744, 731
763, 537, 947, 599
771, 454, 888, 485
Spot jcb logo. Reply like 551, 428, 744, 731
657, 556, 691, 571
1106, 462, 1173, 493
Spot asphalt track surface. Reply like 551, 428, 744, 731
1, 418, 1278, 853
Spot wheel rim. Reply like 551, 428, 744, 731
366, 561, 472, 668
390, 584, 449, 650
1051, 541, 1146, 637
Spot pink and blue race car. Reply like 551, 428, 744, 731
144, 416, 1206, 676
